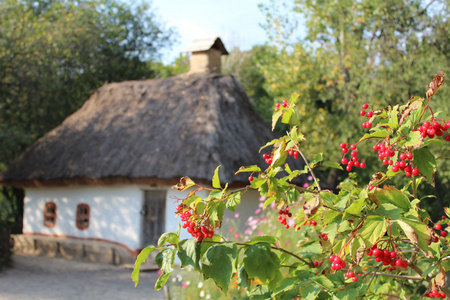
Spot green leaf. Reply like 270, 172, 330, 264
359, 215, 387, 246
273, 278, 297, 296
334, 289, 358, 300
272, 109, 283, 130
272, 142, 288, 167
248, 285, 272, 299
208, 200, 226, 226
309, 153, 323, 168
201, 242, 238, 294
290, 92, 300, 104
376, 203, 403, 220
403, 131, 422, 148
154, 248, 176, 290
132, 245, 156, 287
298, 241, 323, 259
321, 161, 343, 170
226, 192, 241, 212
177, 239, 201, 271
359, 130, 389, 142
320, 191, 337, 208
157, 232, 179, 248
370, 185, 411, 211
398, 218, 431, 253
250, 177, 267, 189
313, 275, 335, 291
345, 197, 366, 216
236, 165, 262, 174
212, 165, 221, 189
301, 284, 322, 299
237, 266, 251, 289
244, 242, 281, 284
388, 105, 399, 129
286, 188, 300, 204
413, 148, 436, 185
248, 235, 279, 246
350, 237, 366, 263
281, 107, 293, 124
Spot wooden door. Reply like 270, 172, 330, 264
142, 190, 166, 247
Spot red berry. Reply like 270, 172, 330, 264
313, 261, 318, 267
441, 231, 448, 238
350, 144, 357, 150
445, 135, 450, 141
352, 276, 358, 282
362, 103, 369, 109
435, 224, 442, 230
341, 158, 348, 165
443, 216, 447, 220
412, 168, 420, 176
360, 162, 366, 168
360, 110, 366, 116
373, 249, 381, 257
340, 143, 347, 148
248, 175, 254, 182
367, 111, 373, 117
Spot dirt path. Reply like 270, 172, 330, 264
0, 254, 166, 300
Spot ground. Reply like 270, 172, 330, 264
0, 254, 166, 300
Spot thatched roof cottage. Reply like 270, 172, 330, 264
0, 38, 306, 264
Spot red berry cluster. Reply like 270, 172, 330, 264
434, 224, 448, 238
424, 290, 446, 298
262, 152, 273, 165
288, 148, 299, 159
340, 143, 366, 171
372, 144, 420, 176
177, 205, 214, 242
360, 103, 373, 129
344, 271, 359, 282
275, 99, 290, 110
329, 254, 346, 270
319, 232, 328, 241
423, 290, 447, 299
278, 208, 292, 229
366, 245, 408, 270
418, 120, 450, 140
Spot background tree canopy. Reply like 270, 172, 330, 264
0, 0, 174, 168
219, 0, 450, 217
0, 0, 174, 232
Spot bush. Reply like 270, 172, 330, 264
133, 72, 449, 299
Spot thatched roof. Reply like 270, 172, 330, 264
0, 72, 306, 188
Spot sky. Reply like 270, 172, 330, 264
151, 0, 271, 64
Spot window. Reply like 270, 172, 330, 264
76, 203, 90, 230
44, 202, 57, 227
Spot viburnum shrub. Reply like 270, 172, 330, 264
132, 72, 450, 299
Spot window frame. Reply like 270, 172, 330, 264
76, 203, 90, 230
43, 202, 57, 228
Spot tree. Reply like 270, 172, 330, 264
0, 0, 174, 239
254, 0, 450, 215
133, 72, 450, 299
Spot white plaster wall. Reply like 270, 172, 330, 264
24, 186, 143, 250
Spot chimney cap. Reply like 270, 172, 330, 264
183, 37, 229, 55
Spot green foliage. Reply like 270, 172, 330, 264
256, 0, 450, 201
0, 0, 174, 168
133, 72, 450, 298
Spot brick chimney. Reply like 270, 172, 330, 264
183, 37, 229, 74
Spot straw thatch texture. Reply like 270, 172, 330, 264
0, 72, 306, 187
